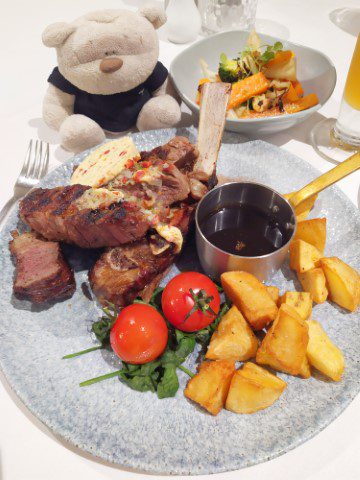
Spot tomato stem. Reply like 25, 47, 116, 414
178, 365, 195, 378
62, 345, 103, 359
79, 369, 122, 387
183, 288, 216, 323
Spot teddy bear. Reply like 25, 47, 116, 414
42, 4, 181, 153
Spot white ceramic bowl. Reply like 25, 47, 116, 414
170, 31, 336, 136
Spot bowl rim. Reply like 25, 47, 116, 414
170, 30, 337, 124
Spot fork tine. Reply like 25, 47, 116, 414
20, 140, 33, 176
40, 143, 50, 178
34, 140, 43, 179
28, 140, 39, 178
39, 142, 50, 179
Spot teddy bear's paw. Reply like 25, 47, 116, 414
137, 95, 181, 132
60, 114, 105, 153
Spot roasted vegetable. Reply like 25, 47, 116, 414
256, 304, 309, 376
196, 78, 211, 105
252, 93, 271, 112
320, 257, 360, 312
292, 80, 304, 97
218, 53, 240, 83
306, 320, 345, 381
282, 83, 299, 102
298, 267, 328, 304
225, 362, 287, 414
184, 360, 235, 415
206, 306, 258, 361
227, 72, 271, 110
262, 50, 297, 81
221, 271, 278, 330
284, 93, 319, 114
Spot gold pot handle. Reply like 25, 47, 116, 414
289, 152, 360, 209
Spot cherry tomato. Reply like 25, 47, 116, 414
110, 304, 168, 364
161, 272, 220, 332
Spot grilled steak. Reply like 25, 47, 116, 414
19, 140, 196, 249
9, 231, 75, 303
140, 136, 199, 172
89, 205, 193, 307
19, 185, 151, 248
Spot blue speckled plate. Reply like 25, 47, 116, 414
0, 128, 359, 475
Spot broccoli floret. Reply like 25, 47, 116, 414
218, 53, 239, 83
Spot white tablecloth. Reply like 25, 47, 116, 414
1, 0, 359, 479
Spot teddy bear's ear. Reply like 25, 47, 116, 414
42, 22, 75, 48
139, 3, 167, 29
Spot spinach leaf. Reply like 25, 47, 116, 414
119, 371, 156, 393
157, 364, 179, 399
91, 316, 115, 344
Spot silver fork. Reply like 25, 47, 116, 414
0, 140, 49, 225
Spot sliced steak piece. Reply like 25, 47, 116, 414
140, 136, 199, 172
9, 231, 75, 303
89, 205, 194, 307
88, 239, 175, 307
19, 185, 151, 248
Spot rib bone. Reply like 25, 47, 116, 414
192, 82, 231, 181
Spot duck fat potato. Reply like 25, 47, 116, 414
225, 362, 287, 414
320, 257, 360, 312
279, 291, 313, 320
256, 304, 309, 376
293, 218, 326, 254
184, 360, 235, 415
298, 268, 328, 304
306, 320, 345, 381
221, 271, 278, 330
206, 306, 258, 361
266, 286, 280, 305
289, 239, 322, 273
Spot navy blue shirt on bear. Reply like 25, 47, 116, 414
47, 62, 168, 132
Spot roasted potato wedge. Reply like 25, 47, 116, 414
298, 356, 311, 379
289, 239, 322, 273
225, 362, 287, 414
298, 268, 328, 304
320, 257, 360, 312
293, 218, 326, 254
306, 320, 345, 381
256, 304, 309, 376
279, 291, 312, 320
221, 271, 278, 330
184, 360, 235, 415
283, 193, 318, 221
266, 286, 280, 305
206, 306, 258, 361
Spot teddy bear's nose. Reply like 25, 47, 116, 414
100, 57, 123, 73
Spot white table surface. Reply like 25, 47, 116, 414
1, 0, 359, 479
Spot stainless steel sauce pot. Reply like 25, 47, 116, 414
195, 181, 296, 281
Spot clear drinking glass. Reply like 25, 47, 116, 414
311, 34, 360, 162
198, 0, 258, 34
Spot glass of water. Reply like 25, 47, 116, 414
198, 0, 258, 34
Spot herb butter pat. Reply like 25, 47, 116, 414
71, 137, 140, 188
